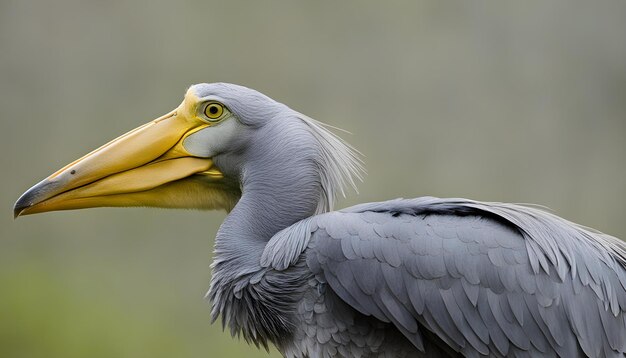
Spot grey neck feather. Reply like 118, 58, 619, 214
213, 115, 325, 266
207, 111, 363, 346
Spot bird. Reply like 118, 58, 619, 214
14, 83, 626, 357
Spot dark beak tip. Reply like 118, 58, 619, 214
14, 189, 37, 219
13, 179, 58, 219
13, 208, 23, 219
13, 199, 29, 219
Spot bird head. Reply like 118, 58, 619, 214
14, 83, 362, 218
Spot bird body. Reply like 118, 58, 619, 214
272, 198, 626, 357
14, 83, 626, 357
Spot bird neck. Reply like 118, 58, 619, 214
213, 119, 323, 265
213, 158, 321, 270
206, 114, 360, 345
208, 150, 321, 343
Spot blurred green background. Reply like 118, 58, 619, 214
1, 1, 625, 357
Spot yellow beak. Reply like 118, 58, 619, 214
14, 95, 233, 218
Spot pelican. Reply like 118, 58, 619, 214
14, 83, 626, 357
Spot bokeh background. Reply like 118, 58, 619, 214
1, 1, 625, 357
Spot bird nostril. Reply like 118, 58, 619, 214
70, 170, 76, 175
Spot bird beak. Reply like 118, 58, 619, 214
14, 100, 226, 218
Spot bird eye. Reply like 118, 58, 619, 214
204, 102, 224, 120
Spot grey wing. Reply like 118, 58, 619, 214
304, 205, 626, 357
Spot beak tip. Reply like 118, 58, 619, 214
13, 198, 30, 219
14, 187, 39, 219
13, 203, 26, 219
13, 179, 61, 219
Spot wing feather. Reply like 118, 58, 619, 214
263, 197, 626, 356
